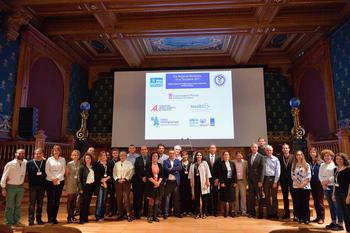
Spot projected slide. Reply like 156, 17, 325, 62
145, 71, 234, 140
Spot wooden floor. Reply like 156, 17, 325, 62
0, 205, 337, 233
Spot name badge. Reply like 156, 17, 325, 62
74, 175, 78, 179
36, 172, 42, 176
196, 173, 199, 176
335, 183, 339, 187
57, 180, 60, 185
185, 171, 188, 174
104, 174, 107, 177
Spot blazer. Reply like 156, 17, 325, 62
203, 154, 221, 181
78, 164, 96, 192
233, 159, 248, 185
163, 158, 182, 185
94, 162, 112, 186
246, 153, 265, 184
218, 160, 237, 185
134, 155, 150, 181
113, 160, 134, 181
278, 154, 294, 185
145, 162, 163, 181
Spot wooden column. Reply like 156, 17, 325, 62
35, 129, 47, 150
337, 128, 350, 155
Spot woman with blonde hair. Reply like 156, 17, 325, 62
291, 150, 311, 224
45, 145, 66, 224
66, 150, 80, 223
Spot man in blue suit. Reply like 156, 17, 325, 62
163, 150, 182, 218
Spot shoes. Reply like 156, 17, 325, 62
52, 219, 58, 224
175, 214, 183, 218
78, 221, 86, 224
97, 219, 104, 222
293, 216, 299, 222
303, 220, 310, 225
107, 213, 114, 217
14, 223, 25, 227
147, 217, 153, 223
311, 218, 319, 223
37, 219, 44, 225
318, 219, 324, 224
28, 221, 34, 226
201, 213, 207, 219
224, 212, 228, 218
163, 214, 169, 219
326, 222, 338, 229
153, 217, 160, 222
331, 224, 344, 231
194, 214, 200, 219
282, 215, 290, 220
127, 216, 133, 222
67, 218, 72, 224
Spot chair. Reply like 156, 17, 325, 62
23, 226, 82, 233
0, 224, 12, 233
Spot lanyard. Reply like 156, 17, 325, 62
283, 156, 289, 168
34, 160, 44, 172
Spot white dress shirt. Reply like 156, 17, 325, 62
209, 154, 216, 166
0, 159, 27, 188
45, 156, 66, 182
225, 161, 232, 178
168, 159, 176, 180
86, 166, 95, 184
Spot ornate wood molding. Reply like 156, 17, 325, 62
4, 8, 32, 41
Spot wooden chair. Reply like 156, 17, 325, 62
23, 226, 82, 233
0, 225, 13, 233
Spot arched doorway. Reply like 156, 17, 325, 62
27, 57, 64, 141
299, 69, 330, 138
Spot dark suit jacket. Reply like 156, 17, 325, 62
204, 154, 221, 182
218, 160, 237, 185
78, 164, 96, 192
134, 155, 150, 181
163, 158, 182, 185
246, 153, 265, 184
278, 154, 294, 185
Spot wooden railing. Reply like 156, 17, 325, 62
309, 139, 339, 154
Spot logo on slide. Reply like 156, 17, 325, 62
210, 118, 215, 126
151, 105, 158, 112
214, 74, 226, 86
151, 104, 176, 112
190, 103, 211, 112
151, 116, 160, 127
150, 78, 163, 87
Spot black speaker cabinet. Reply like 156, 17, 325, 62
18, 107, 38, 139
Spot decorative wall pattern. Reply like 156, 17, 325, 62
67, 63, 89, 134
264, 71, 293, 132
331, 19, 350, 129
0, 13, 20, 133
88, 76, 113, 133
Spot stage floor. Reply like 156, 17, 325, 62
0, 205, 334, 233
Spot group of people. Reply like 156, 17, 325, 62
0, 139, 349, 233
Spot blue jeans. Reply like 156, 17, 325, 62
95, 186, 107, 220
325, 186, 343, 223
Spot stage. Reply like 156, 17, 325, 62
0, 206, 333, 233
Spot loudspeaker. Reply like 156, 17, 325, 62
18, 107, 38, 139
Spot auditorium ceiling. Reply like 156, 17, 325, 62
1, 0, 350, 68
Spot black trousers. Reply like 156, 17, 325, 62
280, 181, 296, 217
28, 185, 45, 223
133, 180, 148, 218
311, 181, 325, 220
335, 192, 350, 232
107, 179, 117, 215
164, 180, 181, 215
46, 181, 64, 222
294, 189, 310, 221
194, 176, 208, 215
207, 181, 219, 215
180, 183, 193, 213
79, 183, 95, 222
247, 180, 263, 217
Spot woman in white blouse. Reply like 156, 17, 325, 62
291, 150, 311, 224
188, 151, 211, 219
45, 145, 66, 224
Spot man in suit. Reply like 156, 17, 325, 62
163, 150, 182, 218
257, 137, 266, 156
233, 151, 248, 215
204, 144, 221, 217
247, 143, 265, 218
133, 145, 150, 219
278, 143, 295, 220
